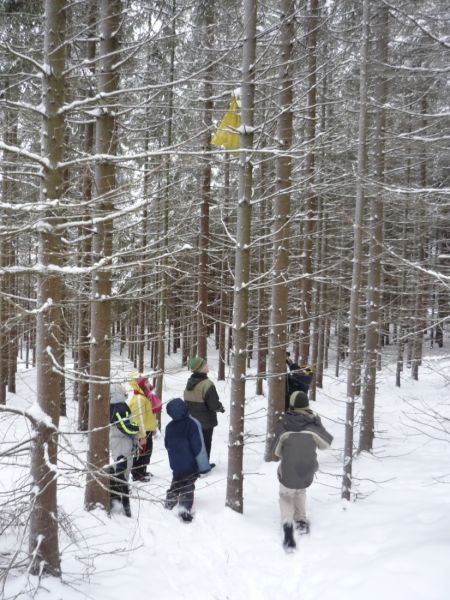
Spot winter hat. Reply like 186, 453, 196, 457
189, 356, 206, 372
137, 377, 148, 390
289, 390, 309, 411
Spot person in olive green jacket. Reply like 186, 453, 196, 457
183, 357, 225, 464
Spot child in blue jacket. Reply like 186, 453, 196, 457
164, 398, 210, 522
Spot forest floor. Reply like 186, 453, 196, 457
1, 342, 450, 600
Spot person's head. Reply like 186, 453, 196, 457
137, 377, 153, 397
189, 356, 208, 373
110, 383, 127, 404
289, 390, 309, 412
299, 365, 314, 376
166, 397, 188, 421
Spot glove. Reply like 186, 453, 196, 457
138, 438, 147, 454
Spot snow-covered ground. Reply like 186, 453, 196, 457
2, 344, 450, 600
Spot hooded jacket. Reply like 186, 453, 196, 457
285, 364, 314, 411
273, 409, 333, 490
128, 379, 158, 435
183, 372, 225, 429
110, 384, 140, 437
165, 398, 210, 478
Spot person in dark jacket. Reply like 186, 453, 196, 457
109, 383, 140, 517
273, 390, 333, 551
183, 357, 225, 464
285, 355, 315, 411
164, 398, 210, 522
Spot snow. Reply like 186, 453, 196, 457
1, 344, 450, 600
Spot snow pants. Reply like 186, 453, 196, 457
132, 430, 153, 480
165, 474, 198, 512
110, 427, 135, 480
279, 482, 306, 524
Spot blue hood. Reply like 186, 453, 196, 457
166, 398, 189, 421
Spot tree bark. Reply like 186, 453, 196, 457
226, 0, 257, 513
265, 0, 295, 461
29, 0, 66, 577
299, 0, 319, 364
343, 0, 369, 501
359, 3, 389, 453
85, 0, 120, 512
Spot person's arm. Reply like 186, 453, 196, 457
204, 383, 225, 413
133, 395, 147, 448
308, 417, 333, 449
113, 403, 140, 436
189, 417, 210, 473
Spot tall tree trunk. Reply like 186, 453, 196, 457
225, 0, 257, 513
218, 158, 232, 381
299, 0, 319, 364
85, 0, 120, 512
359, 3, 389, 453
265, 0, 295, 461
155, 0, 176, 400
256, 165, 269, 395
77, 115, 95, 431
343, 0, 369, 501
0, 79, 18, 404
29, 0, 66, 577
197, 0, 214, 359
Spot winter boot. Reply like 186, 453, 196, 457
179, 510, 193, 523
283, 523, 296, 551
295, 519, 310, 534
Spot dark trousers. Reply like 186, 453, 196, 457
109, 459, 132, 517
132, 431, 153, 479
202, 428, 213, 460
165, 474, 198, 512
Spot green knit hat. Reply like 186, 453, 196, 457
189, 356, 206, 372
289, 391, 309, 411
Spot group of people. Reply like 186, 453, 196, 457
109, 357, 225, 521
109, 353, 332, 551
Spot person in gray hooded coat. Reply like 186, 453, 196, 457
273, 390, 333, 551
109, 383, 140, 517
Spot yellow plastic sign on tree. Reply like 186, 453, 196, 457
211, 96, 241, 152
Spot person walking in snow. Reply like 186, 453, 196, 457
164, 397, 211, 522
285, 353, 315, 411
109, 383, 140, 517
183, 357, 225, 465
273, 390, 333, 551
128, 375, 159, 482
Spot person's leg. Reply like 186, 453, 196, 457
293, 488, 307, 522
165, 476, 183, 510
145, 431, 153, 462
132, 432, 152, 480
132, 452, 146, 479
178, 476, 197, 513
279, 483, 295, 524
279, 483, 296, 549
202, 428, 213, 460
115, 454, 132, 517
